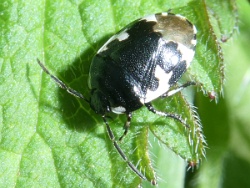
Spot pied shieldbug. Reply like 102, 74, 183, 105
37, 11, 197, 185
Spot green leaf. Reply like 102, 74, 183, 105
188, 1, 250, 188
0, 0, 238, 187
149, 92, 206, 164
205, 0, 238, 42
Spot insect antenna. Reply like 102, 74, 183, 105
37, 59, 89, 103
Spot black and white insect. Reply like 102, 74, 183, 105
37, 12, 197, 185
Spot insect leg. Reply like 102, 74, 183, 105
162, 81, 196, 98
37, 59, 89, 103
145, 103, 190, 129
119, 112, 132, 141
102, 116, 152, 182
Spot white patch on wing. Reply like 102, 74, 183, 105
177, 43, 195, 68
193, 25, 197, 34
161, 12, 168, 16
111, 106, 126, 114
141, 14, 157, 22
98, 29, 129, 53
191, 39, 197, 46
175, 14, 186, 20
144, 65, 172, 103
161, 45, 180, 67
133, 85, 144, 104
97, 35, 116, 53
117, 32, 129, 41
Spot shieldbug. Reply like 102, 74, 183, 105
37, 12, 197, 185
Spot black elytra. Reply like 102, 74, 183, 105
37, 12, 197, 185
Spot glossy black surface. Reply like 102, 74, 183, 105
89, 13, 195, 114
